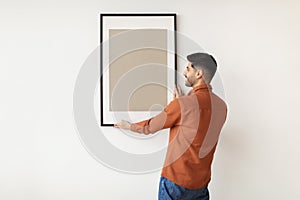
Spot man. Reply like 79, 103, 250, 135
115, 53, 227, 200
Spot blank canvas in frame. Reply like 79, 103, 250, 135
100, 14, 177, 126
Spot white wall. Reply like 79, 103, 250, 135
1, 0, 300, 199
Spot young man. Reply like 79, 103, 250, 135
115, 53, 227, 200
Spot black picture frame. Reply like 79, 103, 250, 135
100, 13, 177, 126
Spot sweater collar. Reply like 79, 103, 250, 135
192, 84, 212, 93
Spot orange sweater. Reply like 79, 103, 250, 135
130, 84, 227, 189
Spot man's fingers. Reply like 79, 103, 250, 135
114, 120, 131, 129
174, 85, 180, 97
174, 84, 184, 98
178, 86, 183, 95
176, 85, 185, 96
173, 85, 177, 99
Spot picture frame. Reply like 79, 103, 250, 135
100, 13, 177, 126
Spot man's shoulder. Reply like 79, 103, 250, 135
210, 92, 227, 111
175, 95, 200, 110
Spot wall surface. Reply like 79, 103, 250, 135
1, 0, 300, 199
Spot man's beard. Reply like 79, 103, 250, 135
185, 77, 194, 87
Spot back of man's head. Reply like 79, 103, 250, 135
187, 53, 217, 84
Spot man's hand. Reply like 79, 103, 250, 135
173, 84, 185, 99
114, 120, 131, 130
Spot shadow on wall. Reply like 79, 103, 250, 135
210, 125, 254, 199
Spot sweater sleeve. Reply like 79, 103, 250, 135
130, 99, 181, 134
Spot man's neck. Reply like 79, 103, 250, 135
192, 80, 206, 88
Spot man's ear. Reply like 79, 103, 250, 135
196, 70, 203, 79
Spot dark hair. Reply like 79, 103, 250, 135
187, 53, 217, 83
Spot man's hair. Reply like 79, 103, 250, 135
187, 53, 217, 83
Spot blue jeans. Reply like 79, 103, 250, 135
158, 177, 209, 200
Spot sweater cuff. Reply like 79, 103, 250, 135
130, 123, 138, 132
